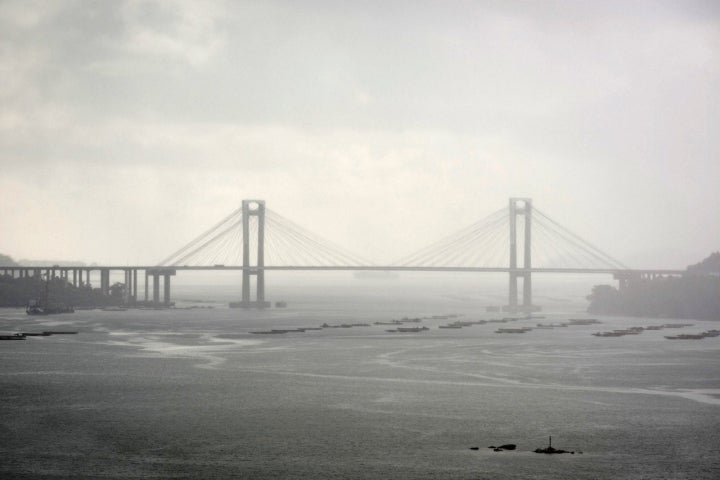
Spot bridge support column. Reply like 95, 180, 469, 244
614, 271, 640, 293
163, 273, 171, 306
505, 198, 538, 313
153, 273, 160, 304
522, 199, 532, 309
123, 269, 130, 304
100, 269, 110, 296
232, 199, 270, 308
148, 268, 175, 307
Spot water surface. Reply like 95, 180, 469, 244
1, 284, 719, 479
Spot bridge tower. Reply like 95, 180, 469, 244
508, 198, 534, 312
239, 200, 271, 308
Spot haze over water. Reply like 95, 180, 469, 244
2, 1, 718, 477
2, 279, 719, 479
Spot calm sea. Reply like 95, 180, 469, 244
1, 275, 719, 479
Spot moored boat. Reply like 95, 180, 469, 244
0, 333, 26, 340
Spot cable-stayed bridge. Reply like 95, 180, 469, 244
1, 198, 685, 311
154, 198, 681, 311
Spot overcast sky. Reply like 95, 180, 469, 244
0, 0, 718, 268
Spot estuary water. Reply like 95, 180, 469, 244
1, 278, 719, 479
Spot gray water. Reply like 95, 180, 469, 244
1, 280, 719, 479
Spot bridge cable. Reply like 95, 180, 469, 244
533, 208, 627, 269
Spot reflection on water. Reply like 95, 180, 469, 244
1, 283, 719, 479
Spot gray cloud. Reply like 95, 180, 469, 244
1, 0, 718, 267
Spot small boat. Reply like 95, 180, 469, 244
26, 302, 74, 315
495, 327, 532, 334
0, 333, 26, 340
566, 319, 600, 325
399, 317, 422, 323
665, 332, 716, 340
388, 326, 429, 333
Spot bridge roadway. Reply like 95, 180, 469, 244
0, 264, 686, 275
0, 264, 686, 308
54, 265, 685, 274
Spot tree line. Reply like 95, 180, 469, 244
0, 253, 128, 307
587, 252, 720, 320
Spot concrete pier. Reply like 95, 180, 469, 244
147, 268, 176, 306
506, 198, 537, 313
234, 200, 270, 308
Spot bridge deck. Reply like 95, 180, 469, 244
0, 265, 686, 275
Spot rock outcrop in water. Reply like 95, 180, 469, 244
533, 437, 575, 454
487, 443, 517, 452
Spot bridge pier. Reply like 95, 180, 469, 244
153, 273, 159, 304
614, 271, 651, 293
123, 269, 130, 304
232, 200, 271, 308
100, 269, 110, 296
147, 268, 176, 306
163, 274, 170, 305
505, 198, 539, 313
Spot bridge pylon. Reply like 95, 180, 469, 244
506, 197, 537, 313
233, 200, 271, 308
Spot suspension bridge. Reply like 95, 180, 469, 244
1, 198, 684, 312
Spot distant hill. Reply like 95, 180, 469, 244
587, 251, 720, 319
0, 254, 19, 266
17, 259, 89, 267
0, 254, 91, 268
687, 251, 720, 274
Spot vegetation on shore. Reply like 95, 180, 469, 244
0, 254, 126, 307
687, 251, 720, 274
3, 252, 719, 317
587, 252, 720, 320
0, 274, 128, 308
